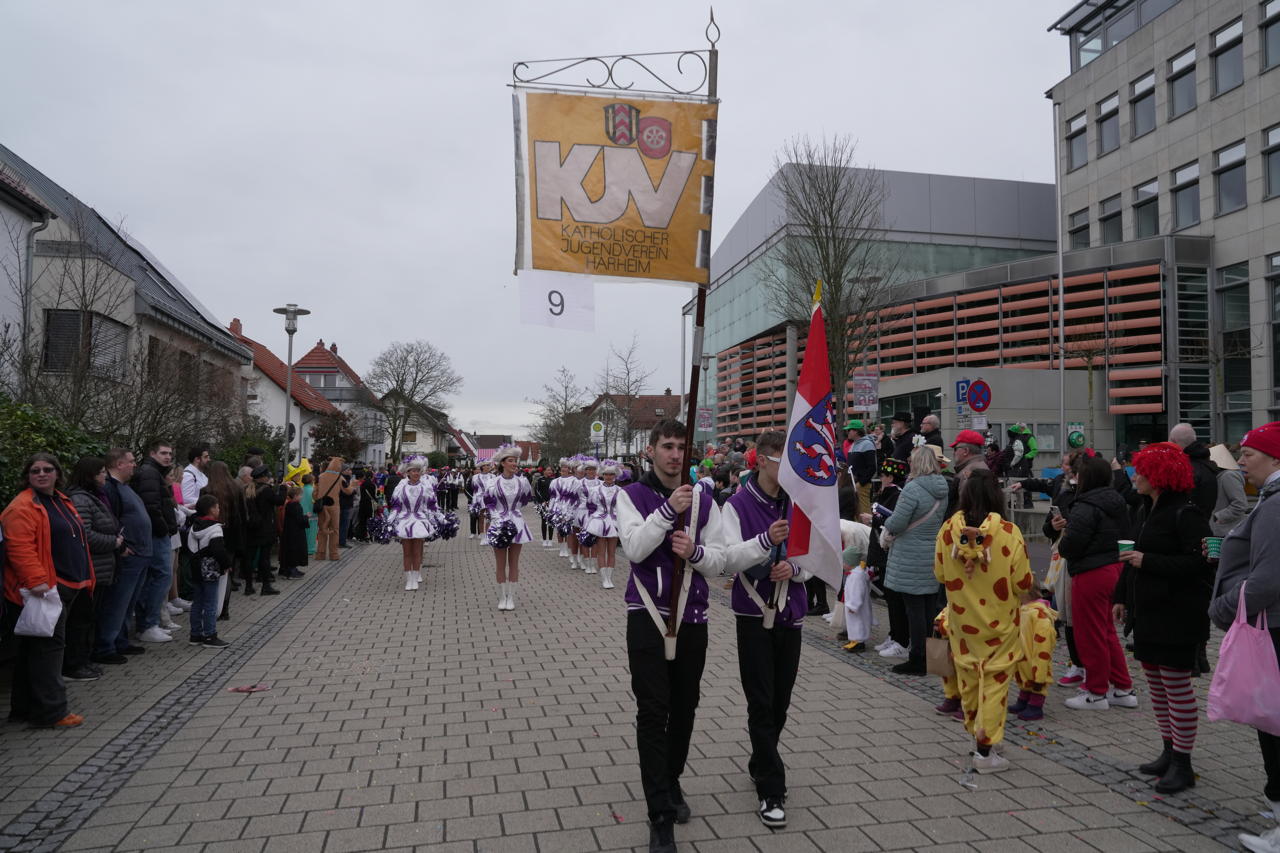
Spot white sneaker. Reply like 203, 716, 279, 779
874, 638, 893, 652
164, 601, 184, 616
971, 751, 1010, 773
1064, 690, 1109, 710
878, 641, 909, 658
139, 626, 173, 643
171, 598, 192, 612
1239, 826, 1280, 853
159, 618, 179, 631
758, 798, 786, 828
1108, 687, 1139, 709
821, 612, 833, 623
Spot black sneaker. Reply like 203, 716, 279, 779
758, 797, 786, 828
647, 817, 675, 853
63, 667, 101, 682
670, 783, 691, 824
189, 635, 206, 646
121, 645, 146, 655
891, 659, 926, 675
202, 636, 230, 649
90, 653, 128, 665
260, 584, 280, 596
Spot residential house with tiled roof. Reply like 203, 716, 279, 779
584, 390, 683, 458
294, 339, 386, 466
384, 393, 472, 465
0, 143, 251, 431
228, 318, 338, 460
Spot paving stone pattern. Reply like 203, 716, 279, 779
0, 514, 1273, 852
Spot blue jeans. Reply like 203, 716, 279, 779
339, 506, 353, 546
189, 576, 221, 639
94, 552, 148, 656
135, 536, 173, 632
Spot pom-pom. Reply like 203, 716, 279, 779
551, 509, 574, 536
486, 520, 518, 549
366, 514, 394, 545
576, 530, 598, 548
469, 500, 486, 518
437, 512, 460, 541
1133, 441, 1195, 493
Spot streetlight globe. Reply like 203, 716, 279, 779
273, 303, 311, 334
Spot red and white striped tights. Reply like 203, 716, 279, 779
1142, 663, 1197, 752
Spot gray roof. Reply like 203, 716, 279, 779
0, 143, 250, 362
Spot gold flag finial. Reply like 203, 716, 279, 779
813, 280, 823, 304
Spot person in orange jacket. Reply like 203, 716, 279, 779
1, 453, 94, 728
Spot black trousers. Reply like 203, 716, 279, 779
2, 585, 74, 725
540, 513, 554, 540
627, 611, 707, 824
900, 591, 934, 664
469, 509, 482, 535
736, 616, 801, 799
1262, 628, 1280, 802
804, 577, 828, 613
883, 585, 908, 646
62, 586, 94, 674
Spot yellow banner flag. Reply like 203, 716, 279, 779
514, 90, 717, 285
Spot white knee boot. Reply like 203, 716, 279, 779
601, 567, 614, 589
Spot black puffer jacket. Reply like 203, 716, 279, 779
247, 483, 286, 546
131, 456, 177, 537
1113, 492, 1213, 647
1184, 441, 1219, 519
67, 487, 120, 585
1056, 486, 1128, 576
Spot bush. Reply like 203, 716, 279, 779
427, 450, 448, 469
0, 396, 106, 506
215, 415, 286, 473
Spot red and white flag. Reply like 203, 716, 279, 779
777, 282, 843, 589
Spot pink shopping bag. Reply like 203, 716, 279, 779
1207, 583, 1280, 736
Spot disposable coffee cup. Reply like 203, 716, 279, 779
1205, 537, 1223, 558
1117, 540, 1135, 552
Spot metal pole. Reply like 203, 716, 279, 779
1053, 101, 1067, 467
284, 331, 294, 470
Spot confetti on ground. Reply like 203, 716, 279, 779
611, 812, 625, 823
226, 684, 271, 693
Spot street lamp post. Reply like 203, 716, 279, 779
273, 303, 311, 478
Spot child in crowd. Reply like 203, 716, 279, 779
185, 495, 232, 648
1009, 589, 1058, 721
278, 484, 309, 580
932, 608, 963, 721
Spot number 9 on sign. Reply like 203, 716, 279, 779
548, 290, 564, 316
518, 269, 594, 332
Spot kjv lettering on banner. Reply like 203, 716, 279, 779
514, 90, 717, 286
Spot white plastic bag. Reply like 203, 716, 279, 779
15, 588, 63, 638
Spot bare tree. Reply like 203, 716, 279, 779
365, 340, 463, 461
761, 135, 900, 418
1060, 325, 1109, 444
595, 334, 655, 457
528, 365, 588, 461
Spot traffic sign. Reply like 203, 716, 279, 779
966, 380, 992, 413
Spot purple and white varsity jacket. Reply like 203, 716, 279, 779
720, 479, 808, 628
617, 474, 725, 625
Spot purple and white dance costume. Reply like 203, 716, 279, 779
483, 474, 533, 546
584, 482, 620, 539
389, 477, 440, 540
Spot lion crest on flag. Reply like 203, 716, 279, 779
787, 396, 838, 486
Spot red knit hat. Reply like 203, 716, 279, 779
1241, 421, 1280, 460
1132, 441, 1194, 493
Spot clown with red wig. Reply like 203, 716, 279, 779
1114, 441, 1214, 795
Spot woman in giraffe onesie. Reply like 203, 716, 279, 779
935, 468, 1034, 773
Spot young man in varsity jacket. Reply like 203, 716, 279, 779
720, 430, 803, 829
616, 419, 726, 853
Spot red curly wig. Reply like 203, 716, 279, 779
1133, 441, 1194, 493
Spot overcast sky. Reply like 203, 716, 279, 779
2, 1, 1067, 438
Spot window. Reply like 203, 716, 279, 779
1266, 0, 1280, 71
1172, 161, 1200, 229
402, 430, 417, 444
1131, 72, 1156, 138
1266, 124, 1280, 199
1097, 93, 1120, 155
1134, 179, 1160, 237
323, 373, 336, 388
1168, 47, 1196, 118
1220, 263, 1253, 418
41, 309, 129, 378
1068, 208, 1090, 249
1215, 141, 1247, 215
1099, 194, 1122, 244
1211, 19, 1244, 96
1270, 254, 1280, 404
1066, 112, 1087, 171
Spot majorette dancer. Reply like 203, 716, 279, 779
584, 459, 622, 589
576, 458, 602, 574
482, 445, 532, 611
387, 455, 440, 591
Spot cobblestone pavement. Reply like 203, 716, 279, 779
0, 515, 1273, 852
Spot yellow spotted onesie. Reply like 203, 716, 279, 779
1016, 599, 1058, 695
933, 607, 960, 701
934, 512, 1034, 748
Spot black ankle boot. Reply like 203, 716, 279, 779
260, 583, 280, 596
670, 783, 691, 824
648, 817, 675, 853
1138, 739, 1173, 776
243, 584, 256, 596
1154, 750, 1196, 793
